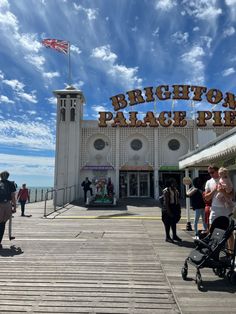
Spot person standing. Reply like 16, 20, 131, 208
205, 164, 234, 255
81, 177, 93, 203
161, 179, 182, 243
17, 184, 30, 216
204, 165, 233, 223
0, 171, 16, 249
187, 177, 207, 239
107, 178, 114, 197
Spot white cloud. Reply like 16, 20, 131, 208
0, 120, 55, 150
91, 45, 143, 89
181, 46, 205, 84
182, 0, 222, 20
152, 27, 159, 37
222, 67, 235, 76
182, 46, 205, 63
47, 97, 57, 105
73, 3, 98, 20
108, 64, 142, 87
0, 95, 14, 104
27, 110, 37, 115
0, 153, 54, 177
91, 45, 117, 62
225, 0, 236, 5
0, 70, 4, 80
15, 33, 41, 53
0, 2, 47, 76
3, 78, 25, 91
91, 105, 108, 113
70, 44, 82, 54
25, 54, 45, 71
193, 26, 200, 32
223, 26, 235, 37
155, 0, 177, 11
0, 10, 18, 31
43, 72, 60, 79
17, 91, 38, 103
73, 81, 84, 89
2, 76, 38, 103
200, 36, 212, 49
172, 31, 189, 44
0, 0, 10, 9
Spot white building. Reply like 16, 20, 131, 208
53, 86, 229, 205
179, 127, 236, 196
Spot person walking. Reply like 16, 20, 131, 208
161, 179, 182, 243
81, 177, 93, 203
0, 171, 16, 249
187, 177, 207, 239
17, 184, 30, 216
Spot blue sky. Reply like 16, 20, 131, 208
0, 0, 236, 187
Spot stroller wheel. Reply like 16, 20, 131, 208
195, 272, 202, 290
227, 271, 236, 285
218, 268, 226, 278
181, 266, 188, 280
213, 268, 226, 277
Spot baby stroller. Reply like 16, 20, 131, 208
181, 216, 236, 290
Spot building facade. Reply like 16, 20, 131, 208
53, 86, 228, 205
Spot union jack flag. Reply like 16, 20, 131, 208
42, 39, 69, 54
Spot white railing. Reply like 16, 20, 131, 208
44, 185, 76, 217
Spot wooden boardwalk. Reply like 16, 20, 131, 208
0, 201, 235, 314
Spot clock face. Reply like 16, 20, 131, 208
94, 139, 105, 150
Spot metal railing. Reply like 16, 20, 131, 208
44, 185, 76, 217
28, 188, 53, 203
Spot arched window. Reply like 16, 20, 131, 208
60, 108, 66, 121
70, 108, 75, 121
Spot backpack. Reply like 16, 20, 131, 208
0, 180, 10, 202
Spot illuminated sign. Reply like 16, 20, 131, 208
98, 84, 236, 127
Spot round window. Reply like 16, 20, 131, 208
131, 139, 142, 151
94, 139, 105, 150
168, 139, 180, 151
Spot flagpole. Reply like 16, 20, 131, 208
68, 41, 72, 86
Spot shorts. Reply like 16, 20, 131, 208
0, 201, 12, 223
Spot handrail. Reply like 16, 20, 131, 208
44, 185, 76, 217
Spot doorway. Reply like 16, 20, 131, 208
119, 172, 151, 198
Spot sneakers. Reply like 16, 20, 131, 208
192, 235, 199, 240
173, 236, 182, 242
165, 237, 174, 243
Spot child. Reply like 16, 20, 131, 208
215, 167, 234, 212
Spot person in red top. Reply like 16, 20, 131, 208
17, 184, 30, 216
202, 191, 211, 231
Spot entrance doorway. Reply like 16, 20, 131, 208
120, 172, 152, 198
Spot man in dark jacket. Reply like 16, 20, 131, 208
81, 177, 93, 203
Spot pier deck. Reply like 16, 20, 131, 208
0, 201, 235, 314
